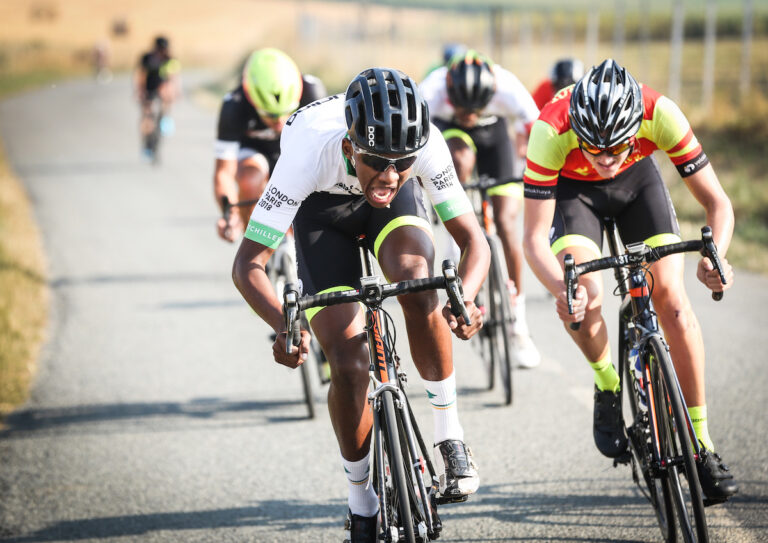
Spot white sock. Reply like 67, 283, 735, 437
423, 372, 464, 444
512, 293, 529, 336
341, 452, 379, 517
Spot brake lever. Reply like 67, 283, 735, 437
442, 259, 471, 327
564, 254, 581, 331
282, 283, 302, 353
701, 226, 725, 301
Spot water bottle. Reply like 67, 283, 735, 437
629, 348, 647, 408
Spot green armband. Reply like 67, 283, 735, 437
434, 197, 473, 222
244, 220, 285, 249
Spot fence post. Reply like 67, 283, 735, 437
740, 0, 754, 101
585, 5, 599, 66
668, 0, 684, 103
613, 0, 625, 63
702, 0, 716, 113
490, 6, 504, 65
638, 0, 651, 84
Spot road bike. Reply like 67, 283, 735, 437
565, 220, 726, 543
461, 176, 516, 405
142, 95, 164, 165
283, 235, 471, 542
222, 196, 329, 419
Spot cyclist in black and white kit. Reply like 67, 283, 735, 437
232, 68, 490, 542
214, 48, 326, 241
420, 50, 542, 369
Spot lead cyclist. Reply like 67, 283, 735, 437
232, 68, 490, 542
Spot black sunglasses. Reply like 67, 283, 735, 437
354, 145, 418, 173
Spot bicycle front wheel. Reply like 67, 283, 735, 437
487, 234, 513, 405
382, 390, 416, 543
621, 336, 675, 541
647, 336, 709, 543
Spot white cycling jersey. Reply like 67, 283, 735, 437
245, 94, 473, 249
419, 65, 539, 133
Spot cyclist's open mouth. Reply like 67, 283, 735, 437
368, 185, 396, 205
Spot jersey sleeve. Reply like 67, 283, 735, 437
415, 127, 473, 222
523, 119, 569, 199
492, 67, 540, 133
215, 91, 246, 160
647, 95, 709, 177
244, 116, 322, 248
419, 67, 453, 121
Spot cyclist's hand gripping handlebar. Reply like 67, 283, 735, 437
700, 226, 726, 302
282, 283, 302, 353
442, 259, 471, 326
564, 253, 581, 331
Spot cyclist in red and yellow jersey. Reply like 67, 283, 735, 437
530, 58, 584, 110
522, 59, 738, 503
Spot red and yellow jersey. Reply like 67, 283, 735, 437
524, 84, 709, 199
531, 79, 556, 110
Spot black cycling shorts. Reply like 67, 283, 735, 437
550, 156, 681, 257
293, 179, 431, 309
434, 117, 516, 182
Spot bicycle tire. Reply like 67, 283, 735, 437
487, 235, 513, 405
397, 393, 439, 541
382, 390, 417, 543
299, 358, 315, 419
621, 330, 675, 541
647, 336, 709, 543
473, 274, 496, 391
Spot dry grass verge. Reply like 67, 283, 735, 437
0, 142, 48, 419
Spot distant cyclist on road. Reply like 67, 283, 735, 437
232, 68, 490, 542
214, 48, 326, 241
423, 41, 467, 78
530, 58, 584, 110
134, 35, 181, 158
420, 49, 542, 369
522, 58, 738, 503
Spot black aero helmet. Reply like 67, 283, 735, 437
569, 59, 643, 148
345, 67, 430, 154
446, 51, 496, 111
551, 58, 584, 91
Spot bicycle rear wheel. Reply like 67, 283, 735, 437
647, 336, 709, 543
621, 334, 675, 541
487, 235, 513, 405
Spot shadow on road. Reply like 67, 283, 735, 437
0, 500, 345, 542
0, 397, 312, 437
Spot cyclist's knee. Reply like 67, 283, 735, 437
398, 288, 440, 317
378, 229, 434, 279
327, 341, 370, 389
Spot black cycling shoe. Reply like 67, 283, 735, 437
697, 448, 738, 504
343, 509, 378, 543
593, 387, 628, 458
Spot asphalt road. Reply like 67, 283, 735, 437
0, 74, 766, 543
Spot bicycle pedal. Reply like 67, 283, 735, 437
434, 493, 469, 505
613, 451, 632, 467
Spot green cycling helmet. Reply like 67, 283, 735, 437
242, 48, 303, 116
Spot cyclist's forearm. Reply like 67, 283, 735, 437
214, 160, 238, 210
523, 235, 565, 296
704, 204, 735, 257
233, 242, 284, 332
457, 236, 490, 301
